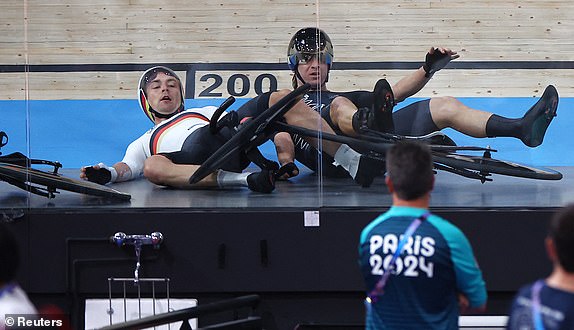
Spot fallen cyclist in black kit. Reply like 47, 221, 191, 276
200, 27, 560, 187
192, 80, 561, 187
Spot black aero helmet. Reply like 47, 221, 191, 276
138, 66, 185, 123
287, 27, 334, 71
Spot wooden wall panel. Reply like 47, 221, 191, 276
1, 69, 564, 100
0, 0, 572, 99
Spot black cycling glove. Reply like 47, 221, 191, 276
84, 166, 112, 185
423, 48, 452, 78
275, 162, 299, 180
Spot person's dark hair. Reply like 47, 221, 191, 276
0, 222, 20, 283
386, 141, 434, 200
549, 204, 574, 272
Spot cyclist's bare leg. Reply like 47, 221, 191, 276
429, 85, 558, 147
329, 96, 360, 136
144, 155, 218, 188
272, 90, 384, 187
429, 96, 492, 137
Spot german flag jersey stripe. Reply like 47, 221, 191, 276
149, 111, 210, 155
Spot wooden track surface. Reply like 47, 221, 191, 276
1, 0, 573, 99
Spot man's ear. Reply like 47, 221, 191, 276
545, 237, 557, 262
385, 175, 394, 193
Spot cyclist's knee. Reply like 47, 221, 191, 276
430, 96, 461, 112
330, 96, 357, 126
429, 96, 464, 124
144, 155, 169, 184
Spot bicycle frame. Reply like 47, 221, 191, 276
0, 131, 131, 200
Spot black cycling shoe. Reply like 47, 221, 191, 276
372, 78, 395, 133
247, 170, 276, 193
354, 152, 385, 188
520, 85, 559, 147
352, 79, 395, 133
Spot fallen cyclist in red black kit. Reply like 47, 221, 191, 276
80, 66, 279, 193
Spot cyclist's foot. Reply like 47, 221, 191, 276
352, 79, 395, 133
519, 85, 559, 147
354, 152, 385, 188
247, 170, 276, 193
373, 78, 395, 133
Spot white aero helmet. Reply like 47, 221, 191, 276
138, 66, 185, 123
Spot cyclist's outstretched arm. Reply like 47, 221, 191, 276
80, 137, 145, 185
393, 47, 459, 102
80, 161, 134, 185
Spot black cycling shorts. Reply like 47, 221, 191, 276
392, 99, 439, 136
161, 125, 249, 173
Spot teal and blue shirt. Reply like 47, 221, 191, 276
359, 206, 487, 330
507, 281, 574, 330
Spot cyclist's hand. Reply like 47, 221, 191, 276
275, 162, 299, 180
423, 47, 459, 77
81, 163, 114, 185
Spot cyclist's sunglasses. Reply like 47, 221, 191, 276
292, 52, 333, 65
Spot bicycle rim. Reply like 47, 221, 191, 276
433, 153, 562, 180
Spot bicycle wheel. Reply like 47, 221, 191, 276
0, 163, 131, 200
432, 152, 562, 180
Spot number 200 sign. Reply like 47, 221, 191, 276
196, 73, 280, 98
